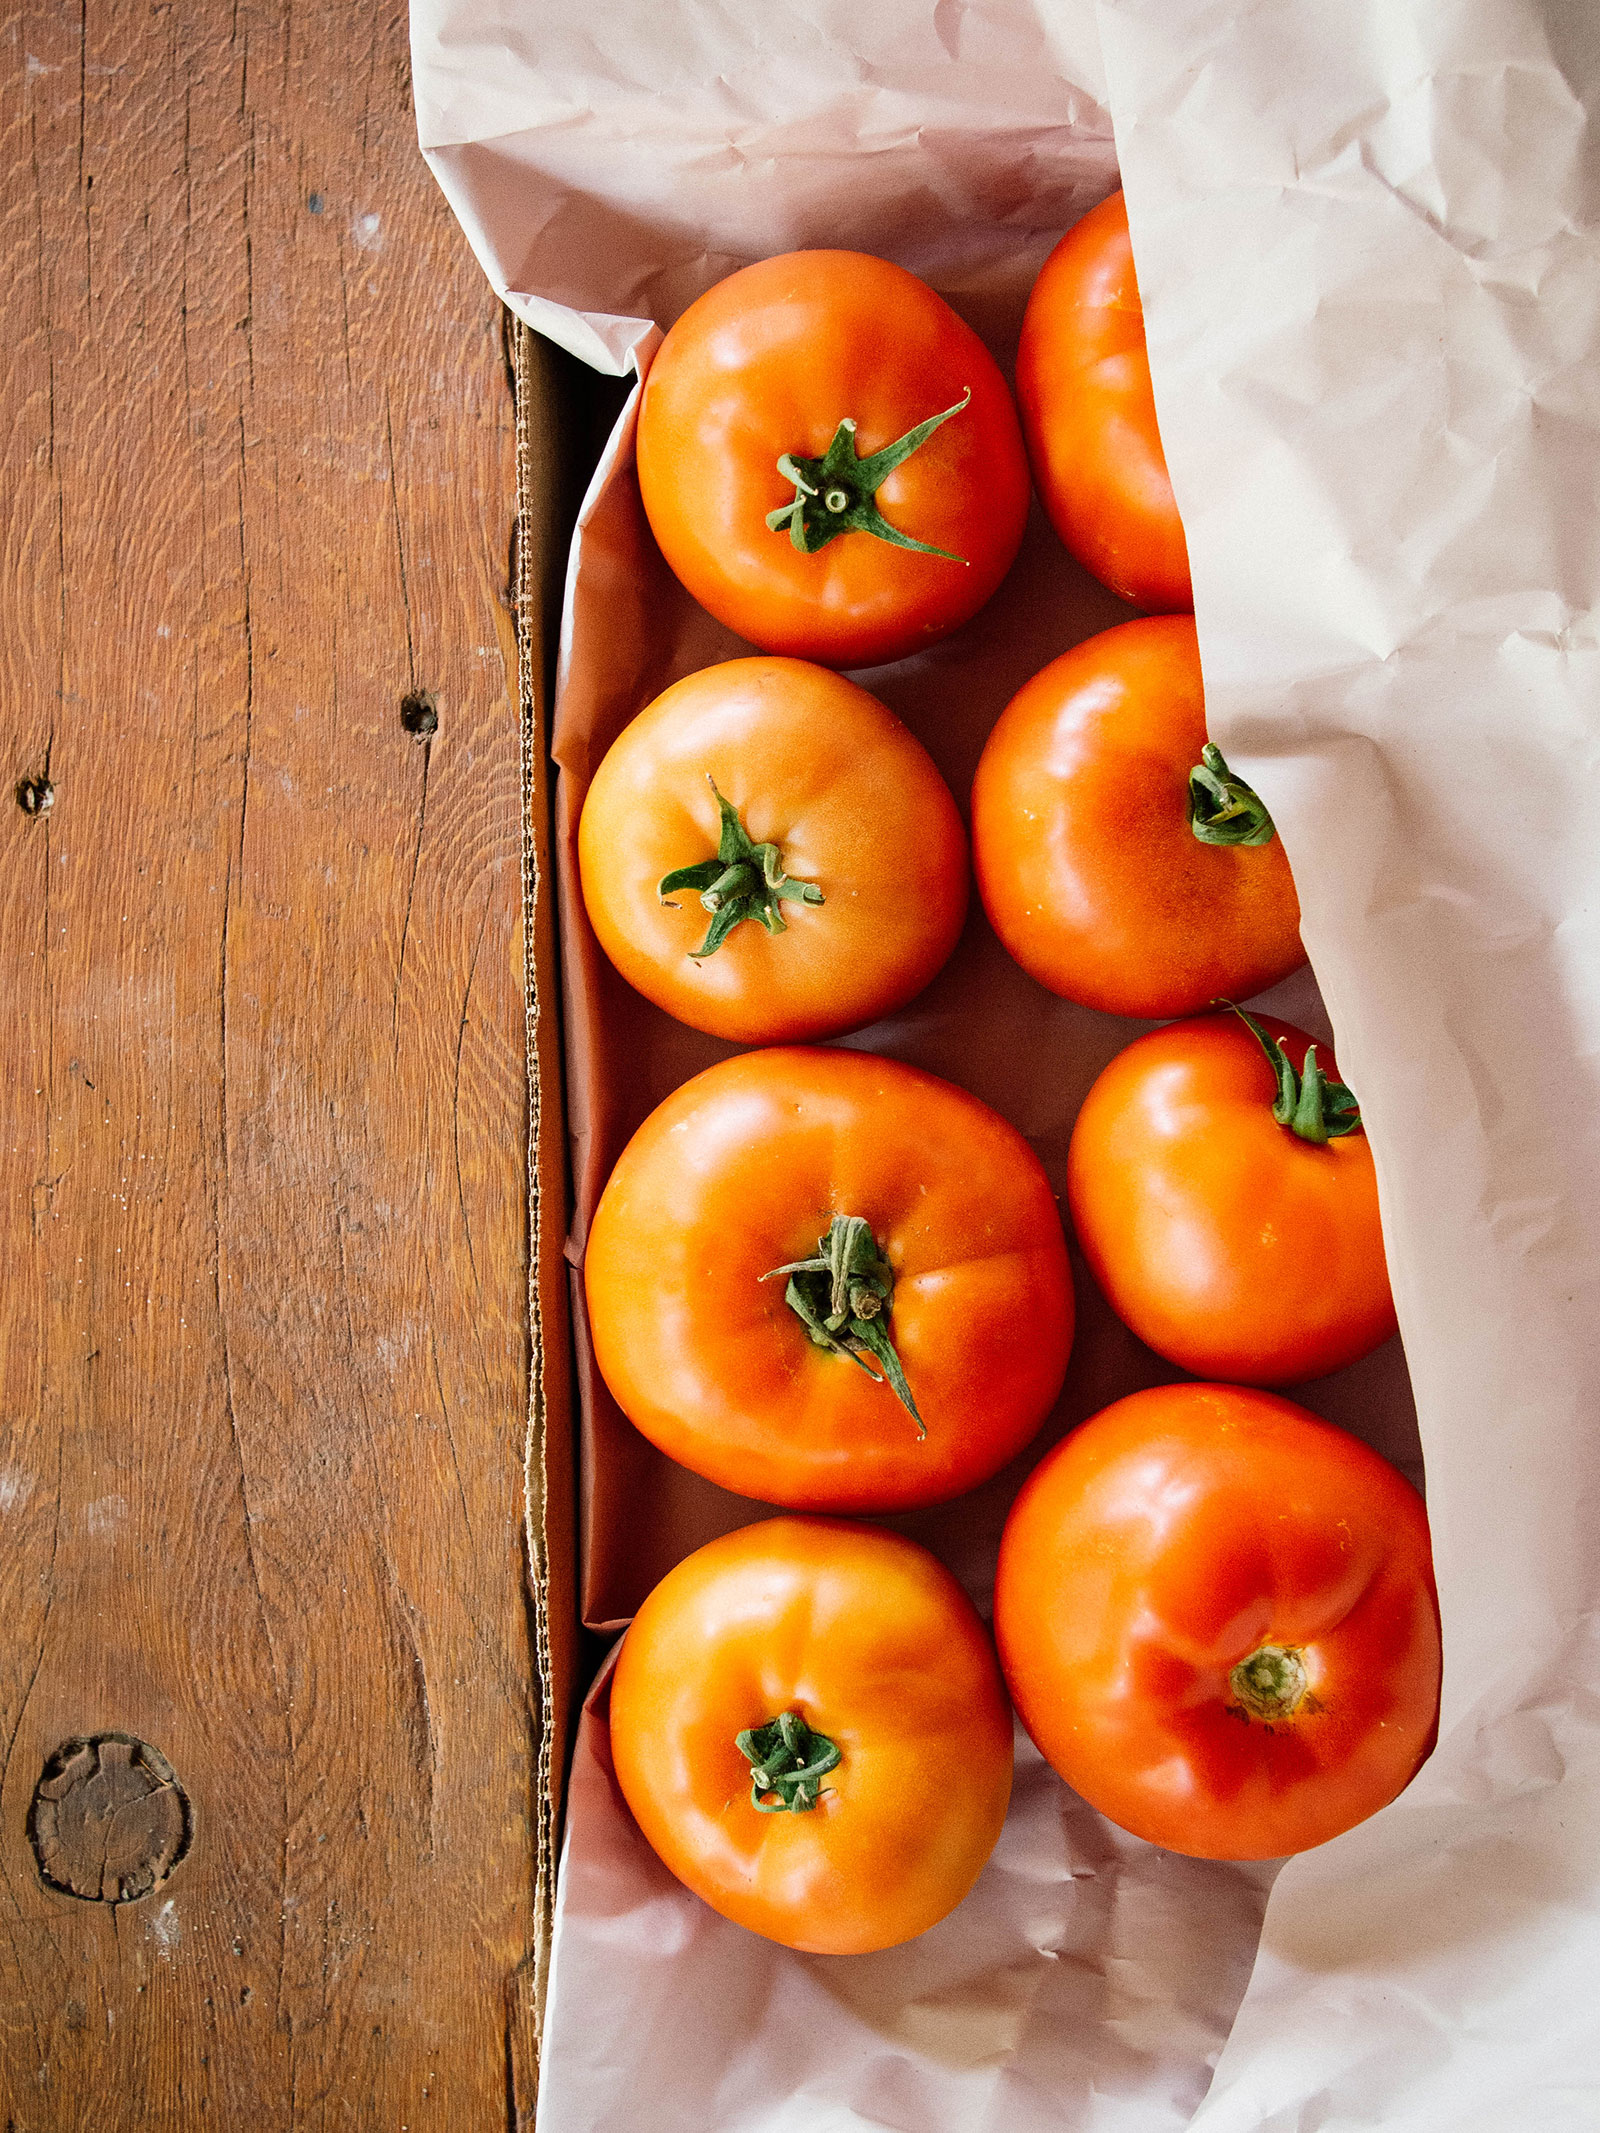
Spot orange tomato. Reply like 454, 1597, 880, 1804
1067, 1011, 1396, 1384
1016, 190, 1191, 611
994, 1383, 1441, 1859
584, 1047, 1074, 1511
578, 658, 968, 1043
610, 1517, 1014, 1952
636, 251, 1031, 667
971, 617, 1304, 1017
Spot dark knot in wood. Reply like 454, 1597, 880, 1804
399, 690, 438, 738
16, 775, 54, 816
30, 1734, 192, 1904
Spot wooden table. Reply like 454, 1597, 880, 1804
0, 1, 569, 2121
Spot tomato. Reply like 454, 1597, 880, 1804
994, 1383, 1440, 1859
610, 1517, 1014, 1952
1067, 1010, 1396, 1384
1016, 190, 1191, 612
584, 1047, 1074, 1511
636, 251, 1031, 668
578, 658, 968, 1043
971, 617, 1304, 1017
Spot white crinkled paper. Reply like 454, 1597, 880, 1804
1098, 5, 1600, 2128
411, 2, 1600, 2125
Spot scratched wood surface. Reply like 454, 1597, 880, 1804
0, 0, 546, 2123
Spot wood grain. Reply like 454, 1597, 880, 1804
0, 0, 541, 2122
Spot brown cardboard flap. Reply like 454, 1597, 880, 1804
509, 317, 580, 2077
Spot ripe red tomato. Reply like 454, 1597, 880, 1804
1016, 190, 1191, 612
636, 251, 1031, 667
610, 1517, 1014, 1952
584, 1047, 1074, 1511
971, 616, 1304, 1017
995, 1382, 1441, 1859
578, 657, 968, 1043
1066, 1010, 1396, 1384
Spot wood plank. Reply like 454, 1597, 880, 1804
0, 0, 538, 2122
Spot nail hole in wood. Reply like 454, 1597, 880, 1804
30, 1733, 192, 1904
400, 691, 438, 739
17, 776, 54, 816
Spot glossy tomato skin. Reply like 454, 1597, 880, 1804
994, 1383, 1441, 1859
585, 1048, 1074, 1511
636, 252, 1031, 668
971, 616, 1304, 1017
1016, 191, 1191, 612
578, 658, 968, 1043
610, 1517, 1014, 1952
1067, 1014, 1396, 1385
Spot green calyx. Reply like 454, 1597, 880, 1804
1226, 1004, 1363, 1145
735, 1709, 841, 1814
1229, 1643, 1309, 1723
765, 389, 973, 560
657, 777, 824, 959
1188, 743, 1277, 847
760, 1214, 924, 1435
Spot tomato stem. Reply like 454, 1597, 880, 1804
765, 390, 974, 560
735, 1709, 841, 1813
1229, 1643, 1309, 1722
1188, 743, 1277, 847
1224, 1004, 1363, 1144
658, 776, 824, 958
760, 1214, 925, 1435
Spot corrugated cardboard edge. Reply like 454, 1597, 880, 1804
505, 313, 579, 2129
